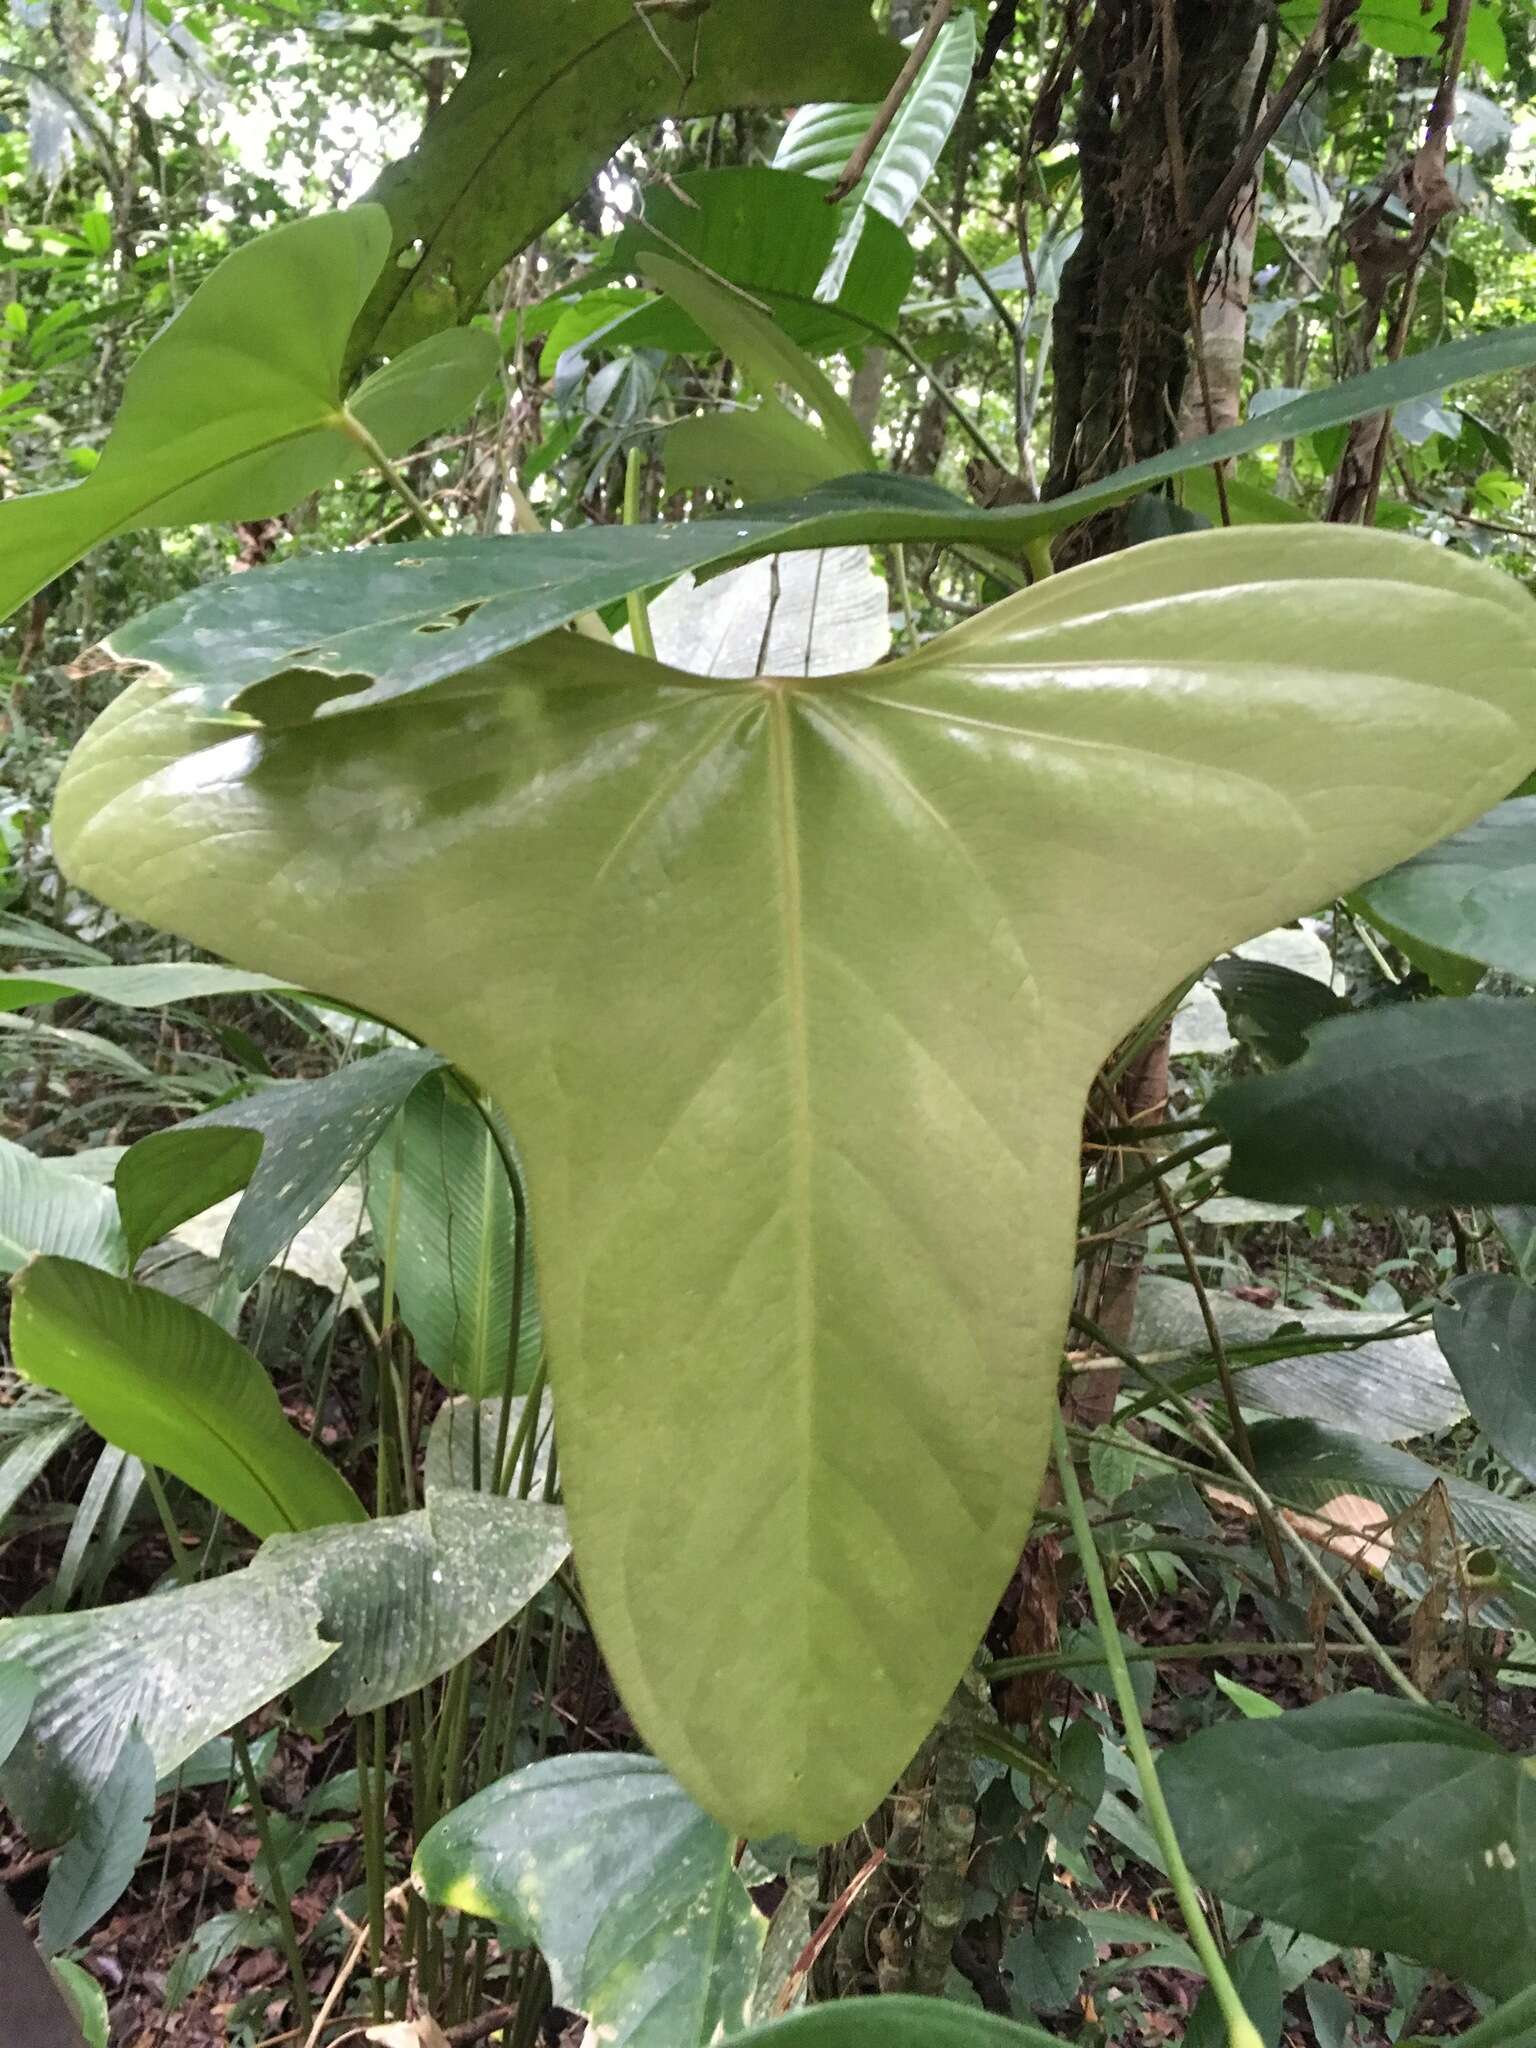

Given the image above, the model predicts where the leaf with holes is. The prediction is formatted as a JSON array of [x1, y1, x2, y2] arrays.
[[51, 528, 1536, 1840]]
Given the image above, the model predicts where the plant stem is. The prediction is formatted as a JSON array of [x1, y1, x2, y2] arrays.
[[339, 411, 440, 534], [236, 1731, 314, 2031], [1050, 1407, 1264, 2048], [986, 1637, 1414, 1680], [623, 446, 657, 659]]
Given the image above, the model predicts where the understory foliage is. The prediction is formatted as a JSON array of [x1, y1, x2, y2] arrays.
[[4, 3, 1536, 2045]]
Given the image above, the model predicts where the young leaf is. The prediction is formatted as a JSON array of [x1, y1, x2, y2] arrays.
[[415, 1754, 766, 2048], [0, 1576, 332, 1845], [52, 527, 1536, 1842], [1357, 796, 1536, 987], [1161, 1693, 1535, 1997], [119, 1048, 444, 1286], [364, 1070, 539, 1398], [0, 209, 496, 628], [260, 1492, 569, 1726], [1212, 1000, 1536, 1207], [349, 1, 900, 364], [0, 1139, 127, 1275], [38, 1730, 155, 1955], [1435, 1275, 1536, 1485], [103, 319, 1536, 727], [9, 1258, 366, 1538], [775, 11, 978, 302]]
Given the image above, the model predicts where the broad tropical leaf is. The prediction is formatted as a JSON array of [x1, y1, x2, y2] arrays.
[[0, 1572, 333, 1842], [263, 1491, 569, 1725], [1161, 1694, 1535, 1996], [51, 528, 1536, 1840], [122, 1048, 444, 1286], [0, 1138, 126, 1274], [365, 1070, 540, 1397], [1435, 1275, 1536, 1485], [9, 1258, 366, 1538], [1213, 1000, 1536, 1206], [1358, 797, 1536, 986], [104, 321, 1536, 726], [0, 209, 497, 627], [775, 12, 978, 302], [347, 1, 899, 364], [414, 1754, 766, 2048]]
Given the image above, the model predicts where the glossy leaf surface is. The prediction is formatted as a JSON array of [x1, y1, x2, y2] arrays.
[[1359, 797, 1536, 986], [414, 1754, 766, 2048], [1161, 1693, 1536, 1996], [348, 0, 899, 362], [1214, 1000, 1536, 1206], [775, 13, 977, 302], [106, 320, 1536, 727], [9, 1258, 366, 1538], [1435, 1275, 1536, 1485], [0, 209, 496, 627], [53, 528, 1536, 1840]]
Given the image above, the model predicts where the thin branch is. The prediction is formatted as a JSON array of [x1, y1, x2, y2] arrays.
[[827, 0, 956, 204]]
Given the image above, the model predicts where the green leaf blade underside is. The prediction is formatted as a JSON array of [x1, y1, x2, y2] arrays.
[[52, 528, 1536, 1841], [414, 1754, 766, 2048], [1160, 1693, 1536, 1997], [106, 319, 1536, 727], [9, 1258, 366, 1539], [347, 0, 901, 365]]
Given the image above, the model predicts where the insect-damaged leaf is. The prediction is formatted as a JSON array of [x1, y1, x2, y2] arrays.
[[51, 528, 1536, 1841]]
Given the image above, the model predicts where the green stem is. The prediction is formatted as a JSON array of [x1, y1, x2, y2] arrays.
[[358, 1713, 389, 2022], [1024, 536, 1054, 581], [986, 1637, 1413, 1681], [1051, 1408, 1263, 2048], [892, 545, 920, 652], [623, 446, 657, 660], [235, 1731, 313, 2031], [340, 410, 439, 534]]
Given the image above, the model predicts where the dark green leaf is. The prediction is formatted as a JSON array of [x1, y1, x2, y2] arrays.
[[1358, 798, 1536, 987], [1213, 1000, 1536, 1206], [1187, 1939, 1281, 2048], [9, 1258, 366, 1538], [38, 1730, 155, 1954], [415, 1754, 766, 2047], [1208, 954, 1347, 1066], [163, 1911, 277, 2013], [1436, 1275, 1536, 1484], [0, 1659, 38, 1768], [1161, 1693, 1535, 1996], [348, 0, 900, 364], [1003, 1913, 1095, 2013], [741, 2004, 1060, 2047], [114, 1126, 263, 1268]]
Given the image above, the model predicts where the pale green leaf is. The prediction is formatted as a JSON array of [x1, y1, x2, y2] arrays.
[[49, 1957, 108, 2048], [0, 963, 293, 1012], [52, 527, 1536, 1841], [9, 1258, 366, 1538], [0, 1137, 126, 1274]]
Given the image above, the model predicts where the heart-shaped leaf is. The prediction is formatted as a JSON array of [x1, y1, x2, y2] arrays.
[[414, 1754, 766, 2048], [0, 207, 497, 627], [51, 528, 1536, 1840], [9, 1258, 366, 1538]]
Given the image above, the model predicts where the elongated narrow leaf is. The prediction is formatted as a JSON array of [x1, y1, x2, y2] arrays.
[[775, 12, 977, 302], [365, 1071, 538, 1397], [123, 1048, 444, 1287], [108, 322, 1536, 726], [39, 1730, 154, 1955], [9, 1259, 365, 1538], [0, 913, 107, 964], [0, 1573, 333, 1843], [1161, 1694, 1535, 1997], [260, 1492, 569, 1726], [415, 1755, 766, 2048], [53, 529, 1536, 1841], [0, 1418, 80, 1527], [425, 1394, 554, 1499], [347, 0, 899, 364], [742, 2003, 1061, 2047], [1359, 797, 1536, 986], [0, 1139, 126, 1274], [1435, 1275, 1536, 1484], [0, 209, 496, 627], [1213, 1000, 1536, 1206], [0, 963, 292, 1012], [594, 169, 915, 358]]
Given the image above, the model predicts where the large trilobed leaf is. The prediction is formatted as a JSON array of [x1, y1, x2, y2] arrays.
[[0, 1573, 334, 1843], [260, 1491, 568, 1726], [346, 0, 899, 366], [51, 528, 1536, 1841], [0, 208, 497, 628], [414, 1754, 766, 2048]]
